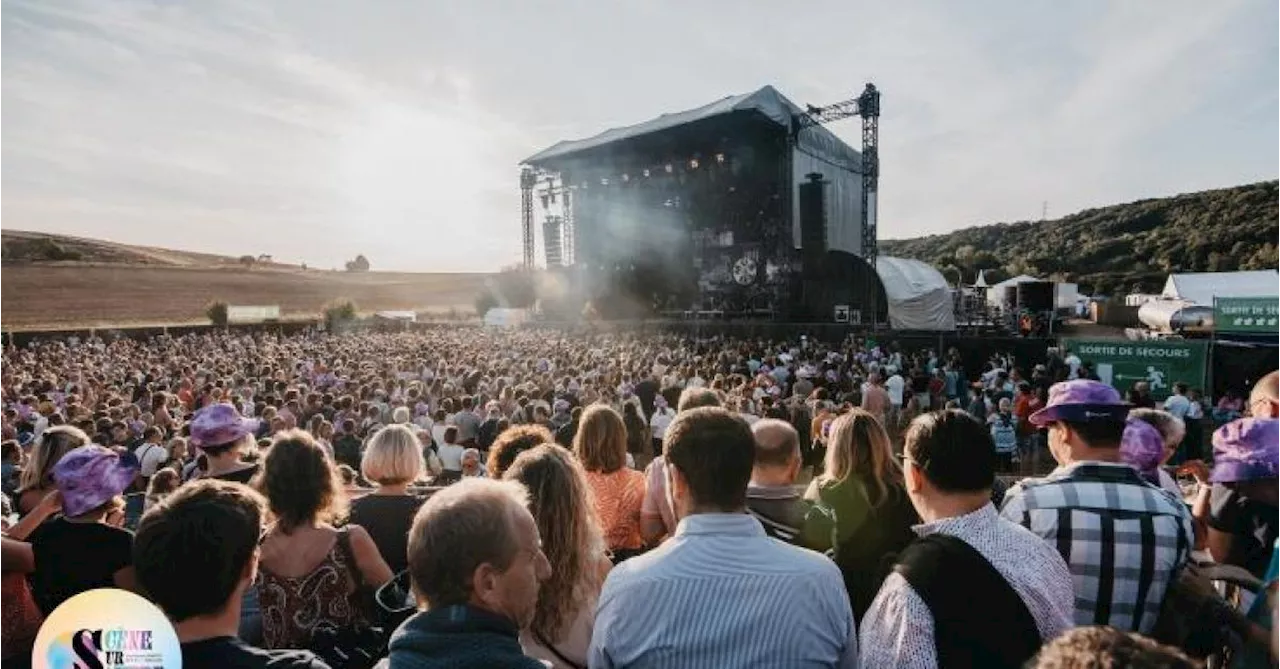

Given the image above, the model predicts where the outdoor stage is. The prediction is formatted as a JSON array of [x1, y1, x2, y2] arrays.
[[520, 84, 884, 324]]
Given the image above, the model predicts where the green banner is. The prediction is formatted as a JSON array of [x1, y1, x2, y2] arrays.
[[1062, 338, 1207, 401], [1214, 297, 1279, 334]]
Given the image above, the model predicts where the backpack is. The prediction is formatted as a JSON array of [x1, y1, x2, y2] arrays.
[[895, 534, 1041, 669], [1150, 557, 1264, 662]]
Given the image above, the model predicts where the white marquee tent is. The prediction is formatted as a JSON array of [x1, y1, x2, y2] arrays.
[[1160, 270, 1278, 307], [874, 257, 955, 331]]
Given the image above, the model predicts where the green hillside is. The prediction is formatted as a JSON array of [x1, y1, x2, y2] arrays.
[[880, 181, 1279, 296]]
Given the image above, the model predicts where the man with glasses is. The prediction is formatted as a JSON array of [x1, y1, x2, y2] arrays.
[[1000, 380, 1193, 635]]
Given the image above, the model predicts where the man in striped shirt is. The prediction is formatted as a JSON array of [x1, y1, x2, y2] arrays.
[[1000, 380, 1193, 635], [589, 407, 857, 668]]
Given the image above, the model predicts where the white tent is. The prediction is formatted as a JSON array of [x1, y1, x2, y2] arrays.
[[373, 310, 416, 322], [875, 257, 956, 331], [1160, 270, 1278, 307], [483, 308, 531, 328], [985, 274, 1039, 307]]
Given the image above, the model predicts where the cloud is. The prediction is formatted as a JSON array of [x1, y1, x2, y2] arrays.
[[2, 0, 1275, 270]]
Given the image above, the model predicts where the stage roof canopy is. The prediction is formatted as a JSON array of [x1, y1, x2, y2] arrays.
[[523, 85, 862, 171]]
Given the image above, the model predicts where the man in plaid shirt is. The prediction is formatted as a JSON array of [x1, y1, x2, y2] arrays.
[[1000, 380, 1193, 634]]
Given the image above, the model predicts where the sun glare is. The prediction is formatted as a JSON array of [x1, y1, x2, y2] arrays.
[[337, 102, 491, 242]]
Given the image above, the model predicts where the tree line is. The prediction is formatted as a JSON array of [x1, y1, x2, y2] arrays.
[[880, 181, 1279, 296]]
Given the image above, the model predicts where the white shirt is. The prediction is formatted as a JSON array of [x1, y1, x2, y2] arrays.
[[437, 443, 465, 471], [1163, 394, 1192, 420], [649, 408, 675, 440], [135, 441, 168, 478], [859, 503, 1074, 669], [886, 375, 906, 406]]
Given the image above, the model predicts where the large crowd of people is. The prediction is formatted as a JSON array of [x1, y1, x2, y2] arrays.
[[0, 327, 1275, 668]]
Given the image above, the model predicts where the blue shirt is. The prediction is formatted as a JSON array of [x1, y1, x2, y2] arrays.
[[588, 513, 858, 669]]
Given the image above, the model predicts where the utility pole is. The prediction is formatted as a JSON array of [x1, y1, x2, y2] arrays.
[[1041, 201, 1048, 221]]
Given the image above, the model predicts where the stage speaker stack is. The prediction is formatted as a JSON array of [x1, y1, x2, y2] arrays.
[[1017, 281, 1055, 312], [799, 173, 826, 273]]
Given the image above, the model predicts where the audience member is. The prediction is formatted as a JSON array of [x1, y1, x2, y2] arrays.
[[1190, 418, 1278, 579], [1122, 411, 1184, 495], [574, 405, 645, 560], [256, 430, 394, 649], [1002, 380, 1193, 634], [804, 409, 918, 618], [1029, 626, 1199, 669], [27, 445, 139, 614], [860, 410, 1074, 669], [461, 447, 486, 477], [382, 478, 551, 669], [487, 424, 555, 480], [639, 387, 721, 544], [504, 444, 611, 669], [589, 407, 857, 668], [435, 426, 465, 485], [134, 480, 331, 668], [144, 467, 182, 510], [350, 424, 427, 575], [745, 419, 807, 544], [190, 404, 262, 484], [15, 425, 89, 515]]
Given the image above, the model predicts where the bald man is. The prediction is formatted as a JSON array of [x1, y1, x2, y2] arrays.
[[1248, 370, 1278, 419], [747, 419, 806, 544]]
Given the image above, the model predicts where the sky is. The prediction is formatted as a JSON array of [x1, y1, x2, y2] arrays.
[[3, 0, 1277, 272]]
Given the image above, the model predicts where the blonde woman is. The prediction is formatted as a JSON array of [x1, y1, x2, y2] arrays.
[[801, 408, 919, 619], [15, 425, 90, 516], [573, 404, 646, 560], [505, 444, 612, 669], [349, 424, 426, 574]]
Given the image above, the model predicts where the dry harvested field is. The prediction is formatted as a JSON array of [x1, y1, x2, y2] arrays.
[[1, 264, 490, 331]]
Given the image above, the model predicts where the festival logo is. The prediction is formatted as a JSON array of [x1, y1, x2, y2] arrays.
[[34, 589, 181, 669]]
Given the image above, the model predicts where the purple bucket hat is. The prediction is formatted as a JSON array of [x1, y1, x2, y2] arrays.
[[189, 403, 259, 448], [1029, 380, 1129, 427], [53, 445, 140, 517], [1120, 419, 1166, 480], [1210, 418, 1278, 484]]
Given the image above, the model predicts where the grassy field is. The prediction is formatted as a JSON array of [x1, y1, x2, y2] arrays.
[[1, 263, 490, 331], [0, 230, 493, 330]]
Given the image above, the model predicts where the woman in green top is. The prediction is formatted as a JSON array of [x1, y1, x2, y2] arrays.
[[802, 408, 919, 618]]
